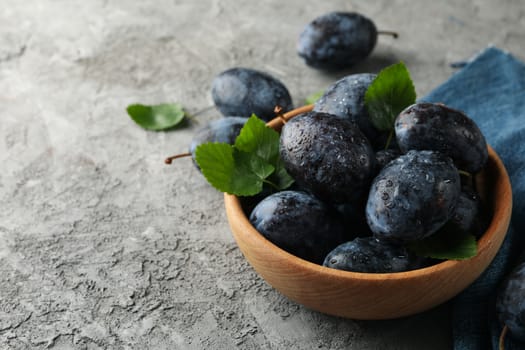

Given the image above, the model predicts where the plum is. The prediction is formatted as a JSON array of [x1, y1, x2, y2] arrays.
[[211, 67, 293, 121], [366, 150, 461, 242], [249, 190, 348, 264], [280, 111, 376, 204], [297, 12, 378, 70], [395, 103, 488, 173], [323, 237, 426, 273]]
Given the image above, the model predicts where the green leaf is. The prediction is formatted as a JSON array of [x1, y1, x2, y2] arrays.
[[364, 62, 416, 131], [408, 229, 478, 260], [233, 150, 275, 194], [234, 114, 294, 191], [195, 143, 275, 196], [127, 103, 185, 131], [194, 143, 235, 192], [195, 115, 295, 196], [305, 90, 324, 105], [269, 157, 295, 190], [234, 114, 280, 163], [234, 114, 294, 190]]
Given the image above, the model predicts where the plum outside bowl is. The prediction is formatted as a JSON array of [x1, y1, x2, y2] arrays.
[[224, 105, 512, 320]]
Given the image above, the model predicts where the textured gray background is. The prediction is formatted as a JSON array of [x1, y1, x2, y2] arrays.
[[1, 0, 524, 349]]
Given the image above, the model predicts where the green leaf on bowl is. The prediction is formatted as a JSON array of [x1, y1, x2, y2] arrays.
[[364, 62, 416, 131], [194, 142, 274, 196], [234, 114, 280, 163], [268, 156, 295, 191], [408, 229, 478, 260], [126, 103, 186, 131], [195, 114, 294, 196]]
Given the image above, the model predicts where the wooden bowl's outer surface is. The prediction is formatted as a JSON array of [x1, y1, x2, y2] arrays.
[[224, 105, 513, 320]]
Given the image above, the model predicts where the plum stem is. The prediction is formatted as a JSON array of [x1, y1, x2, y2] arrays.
[[163, 106, 214, 165], [187, 105, 215, 120], [165, 152, 192, 164], [377, 30, 399, 38], [499, 325, 508, 350], [274, 105, 287, 125]]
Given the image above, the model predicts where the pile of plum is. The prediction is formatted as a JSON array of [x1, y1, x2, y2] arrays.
[[251, 75, 489, 273], [196, 65, 490, 273]]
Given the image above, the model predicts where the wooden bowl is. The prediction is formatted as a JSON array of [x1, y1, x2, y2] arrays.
[[224, 105, 513, 320]]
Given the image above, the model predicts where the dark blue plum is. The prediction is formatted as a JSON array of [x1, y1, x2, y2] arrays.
[[366, 150, 461, 242], [297, 12, 377, 70], [241, 181, 312, 216], [395, 102, 488, 173], [239, 186, 275, 217], [323, 237, 427, 273], [211, 67, 293, 121], [313, 73, 388, 146], [496, 260, 525, 342], [189, 117, 248, 169], [445, 188, 488, 238], [280, 111, 376, 204], [374, 148, 401, 174], [249, 190, 348, 264]]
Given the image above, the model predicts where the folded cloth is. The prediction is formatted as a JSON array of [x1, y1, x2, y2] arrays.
[[423, 47, 525, 350]]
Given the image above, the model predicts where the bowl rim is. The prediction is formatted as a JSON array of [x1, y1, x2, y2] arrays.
[[224, 104, 513, 282]]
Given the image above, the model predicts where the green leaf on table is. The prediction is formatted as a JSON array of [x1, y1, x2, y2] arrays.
[[126, 103, 186, 131], [305, 90, 324, 105], [195, 114, 294, 196], [364, 62, 416, 131], [408, 229, 478, 260]]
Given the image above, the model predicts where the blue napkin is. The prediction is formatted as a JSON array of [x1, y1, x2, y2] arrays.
[[423, 47, 525, 350]]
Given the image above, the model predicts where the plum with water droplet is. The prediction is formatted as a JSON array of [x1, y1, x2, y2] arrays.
[[280, 111, 376, 204], [249, 190, 348, 264], [366, 150, 461, 242], [313, 73, 387, 145], [323, 237, 427, 273], [395, 102, 488, 173]]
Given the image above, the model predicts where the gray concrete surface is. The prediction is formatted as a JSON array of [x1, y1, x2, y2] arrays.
[[1, 0, 524, 349]]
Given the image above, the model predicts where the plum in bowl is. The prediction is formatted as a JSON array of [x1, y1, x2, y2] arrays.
[[224, 105, 512, 320]]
